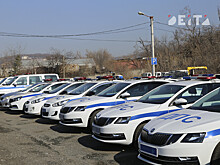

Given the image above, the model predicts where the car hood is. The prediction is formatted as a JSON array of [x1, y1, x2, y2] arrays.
[[45, 95, 84, 103], [63, 96, 117, 107], [11, 92, 42, 99], [97, 102, 162, 118], [144, 109, 220, 134]]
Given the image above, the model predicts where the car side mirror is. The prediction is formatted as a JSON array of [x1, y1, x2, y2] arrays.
[[120, 92, 130, 99], [13, 83, 17, 87], [85, 91, 95, 96], [173, 98, 188, 106]]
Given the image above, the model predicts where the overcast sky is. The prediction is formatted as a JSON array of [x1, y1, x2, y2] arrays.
[[0, 0, 219, 57]]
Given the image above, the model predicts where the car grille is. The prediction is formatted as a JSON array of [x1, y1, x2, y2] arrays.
[[44, 103, 50, 107], [42, 112, 49, 116], [60, 107, 75, 114], [140, 129, 172, 146], [94, 117, 116, 126]]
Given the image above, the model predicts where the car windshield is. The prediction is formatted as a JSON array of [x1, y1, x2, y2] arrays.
[[60, 83, 84, 94], [97, 83, 130, 97], [29, 84, 51, 92], [48, 83, 71, 94], [69, 83, 97, 95], [5, 77, 18, 85], [21, 83, 40, 92], [0, 78, 7, 84], [189, 88, 220, 112], [138, 85, 185, 104]]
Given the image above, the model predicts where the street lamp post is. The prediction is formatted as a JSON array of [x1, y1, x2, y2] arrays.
[[138, 11, 155, 76]]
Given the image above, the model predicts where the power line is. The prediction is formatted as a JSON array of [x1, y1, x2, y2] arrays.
[[0, 22, 149, 38]]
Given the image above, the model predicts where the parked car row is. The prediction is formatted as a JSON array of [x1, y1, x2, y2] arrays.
[[1, 74, 220, 164]]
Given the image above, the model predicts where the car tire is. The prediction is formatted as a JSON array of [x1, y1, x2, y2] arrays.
[[133, 122, 147, 149], [88, 110, 102, 132], [211, 143, 220, 165]]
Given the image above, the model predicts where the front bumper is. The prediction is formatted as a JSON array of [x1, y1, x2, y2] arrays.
[[92, 123, 136, 145], [25, 101, 45, 115], [0, 99, 10, 108], [59, 112, 88, 127], [138, 138, 216, 165], [41, 106, 61, 120]]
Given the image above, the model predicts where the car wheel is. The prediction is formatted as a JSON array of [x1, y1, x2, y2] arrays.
[[88, 110, 102, 131], [211, 143, 220, 165], [133, 122, 147, 149]]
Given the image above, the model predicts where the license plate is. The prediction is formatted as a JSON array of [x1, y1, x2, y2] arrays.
[[140, 144, 158, 157], [41, 108, 46, 112], [92, 126, 100, 134]]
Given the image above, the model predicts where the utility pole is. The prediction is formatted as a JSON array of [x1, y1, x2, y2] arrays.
[[138, 12, 156, 76]]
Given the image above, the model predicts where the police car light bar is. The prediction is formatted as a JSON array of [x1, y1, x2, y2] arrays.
[[74, 77, 86, 81], [183, 76, 216, 80]]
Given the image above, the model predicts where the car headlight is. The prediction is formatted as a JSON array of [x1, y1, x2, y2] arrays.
[[181, 133, 206, 143], [13, 97, 22, 102], [31, 98, 45, 104], [52, 100, 69, 107], [114, 117, 131, 124], [74, 106, 86, 112]]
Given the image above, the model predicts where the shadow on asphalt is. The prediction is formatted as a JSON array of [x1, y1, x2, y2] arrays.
[[50, 124, 88, 134], [78, 135, 146, 165], [4, 110, 23, 115], [35, 118, 59, 125], [20, 114, 40, 119]]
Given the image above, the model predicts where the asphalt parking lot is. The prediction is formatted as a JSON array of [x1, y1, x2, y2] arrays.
[[0, 109, 146, 165]]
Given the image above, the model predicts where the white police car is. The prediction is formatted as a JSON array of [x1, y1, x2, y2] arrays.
[[24, 82, 84, 115], [41, 81, 118, 120], [10, 82, 67, 111], [138, 87, 220, 165], [0, 74, 59, 96], [92, 79, 220, 146], [0, 83, 45, 108], [59, 80, 170, 129]]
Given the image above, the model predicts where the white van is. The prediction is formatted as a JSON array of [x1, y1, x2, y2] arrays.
[[0, 74, 59, 96]]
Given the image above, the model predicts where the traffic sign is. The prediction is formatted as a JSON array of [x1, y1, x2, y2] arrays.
[[151, 58, 157, 65]]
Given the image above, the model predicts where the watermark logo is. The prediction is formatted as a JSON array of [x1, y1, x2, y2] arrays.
[[168, 15, 210, 26]]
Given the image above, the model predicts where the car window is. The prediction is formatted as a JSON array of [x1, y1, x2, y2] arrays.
[[190, 88, 220, 112], [175, 84, 220, 104], [138, 85, 185, 104], [47, 83, 65, 91], [122, 82, 167, 97], [30, 84, 51, 92], [97, 83, 130, 97], [59, 83, 84, 94], [89, 83, 115, 95], [16, 77, 27, 85], [29, 76, 42, 84], [45, 75, 58, 81], [69, 83, 97, 95]]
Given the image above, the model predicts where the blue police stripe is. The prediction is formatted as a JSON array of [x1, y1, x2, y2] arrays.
[[67, 97, 83, 103], [43, 96, 56, 101], [205, 129, 220, 138], [0, 86, 27, 89], [22, 93, 42, 98], [86, 101, 128, 109], [130, 109, 182, 121]]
